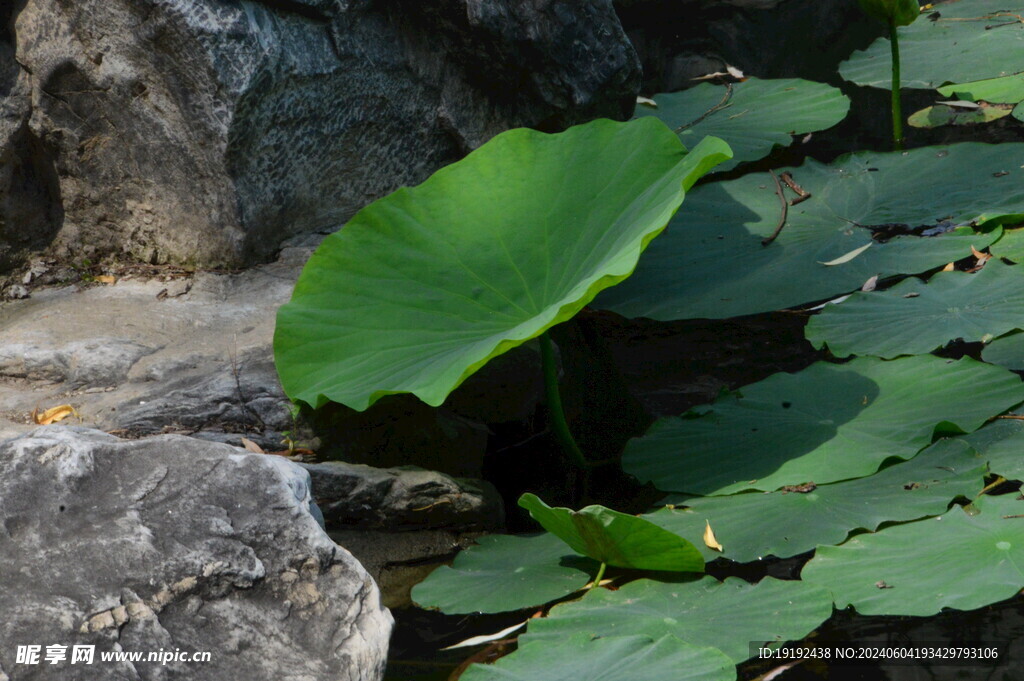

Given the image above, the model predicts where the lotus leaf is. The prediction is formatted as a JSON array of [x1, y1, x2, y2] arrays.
[[802, 494, 1024, 616], [646, 439, 985, 562], [596, 143, 1017, 321], [411, 533, 596, 614], [962, 417, 1024, 481], [635, 78, 849, 171], [274, 118, 730, 409], [521, 576, 833, 663], [461, 634, 735, 681], [841, 0, 1024, 90], [623, 356, 1024, 495], [806, 260, 1024, 358], [519, 494, 704, 573]]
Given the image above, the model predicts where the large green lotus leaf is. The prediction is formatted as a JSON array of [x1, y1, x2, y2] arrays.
[[806, 260, 1024, 358], [623, 356, 1024, 495], [962, 417, 1024, 480], [840, 0, 1024, 90], [520, 576, 833, 664], [938, 73, 1024, 104], [519, 494, 704, 572], [802, 494, 1024, 616], [274, 119, 731, 410], [595, 143, 1016, 321], [645, 439, 985, 562], [635, 78, 849, 172], [411, 533, 596, 614], [461, 634, 735, 681]]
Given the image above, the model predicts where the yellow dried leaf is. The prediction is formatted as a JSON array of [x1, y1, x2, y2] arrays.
[[703, 519, 724, 552], [94, 275, 117, 284], [239, 437, 265, 453], [818, 242, 872, 266], [32, 404, 80, 425], [942, 262, 955, 272]]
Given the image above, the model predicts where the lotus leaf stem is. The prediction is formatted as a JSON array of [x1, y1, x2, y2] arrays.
[[590, 562, 608, 591], [539, 331, 590, 471], [890, 17, 904, 149]]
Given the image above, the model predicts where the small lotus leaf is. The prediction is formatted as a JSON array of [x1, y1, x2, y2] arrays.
[[806, 260, 1024, 358], [623, 356, 1024, 495], [411, 533, 596, 614], [635, 78, 849, 171], [461, 634, 735, 681], [802, 494, 1024, 616], [646, 439, 985, 562], [521, 576, 833, 664], [275, 118, 730, 409], [518, 494, 704, 572], [908, 103, 1013, 128]]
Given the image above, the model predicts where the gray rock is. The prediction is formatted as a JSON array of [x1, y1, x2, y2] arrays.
[[304, 461, 504, 532], [1, 0, 639, 272], [0, 426, 392, 681]]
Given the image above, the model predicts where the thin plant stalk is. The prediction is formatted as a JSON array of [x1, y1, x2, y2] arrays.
[[589, 562, 608, 591], [539, 331, 589, 471], [890, 17, 903, 149]]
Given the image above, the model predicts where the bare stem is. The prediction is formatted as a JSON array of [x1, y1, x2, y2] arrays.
[[539, 331, 589, 471]]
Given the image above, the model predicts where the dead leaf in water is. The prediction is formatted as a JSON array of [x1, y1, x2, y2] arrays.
[[703, 519, 724, 552], [31, 404, 80, 425]]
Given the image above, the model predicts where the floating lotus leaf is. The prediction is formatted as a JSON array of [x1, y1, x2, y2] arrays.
[[411, 533, 596, 615], [275, 118, 730, 409], [962, 417, 1024, 481], [461, 634, 735, 681], [646, 439, 985, 562], [806, 260, 1024, 358], [989, 227, 1024, 263], [841, 0, 1024, 90], [595, 143, 1017, 321], [939, 73, 1024, 104], [908, 103, 1013, 128], [635, 78, 849, 172], [802, 494, 1024, 616], [623, 356, 1024, 495], [982, 332, 1024, 371], [521, 576, 833, 664], [519, 494, 704, 572]]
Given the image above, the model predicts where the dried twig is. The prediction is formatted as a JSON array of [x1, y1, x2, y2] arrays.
[[675, 83, 734, 133], [762, 170, 789, 246], [780, 171, 812, 206]]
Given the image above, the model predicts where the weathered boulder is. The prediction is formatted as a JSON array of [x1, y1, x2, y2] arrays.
[[306, 461, 504, 608], [0, 0, 640, 273], [304, 461, 503, 532], [0, 426, 392, 681]]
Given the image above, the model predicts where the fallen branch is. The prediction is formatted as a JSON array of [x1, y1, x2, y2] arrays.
[[762, 170, 788, 246]]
